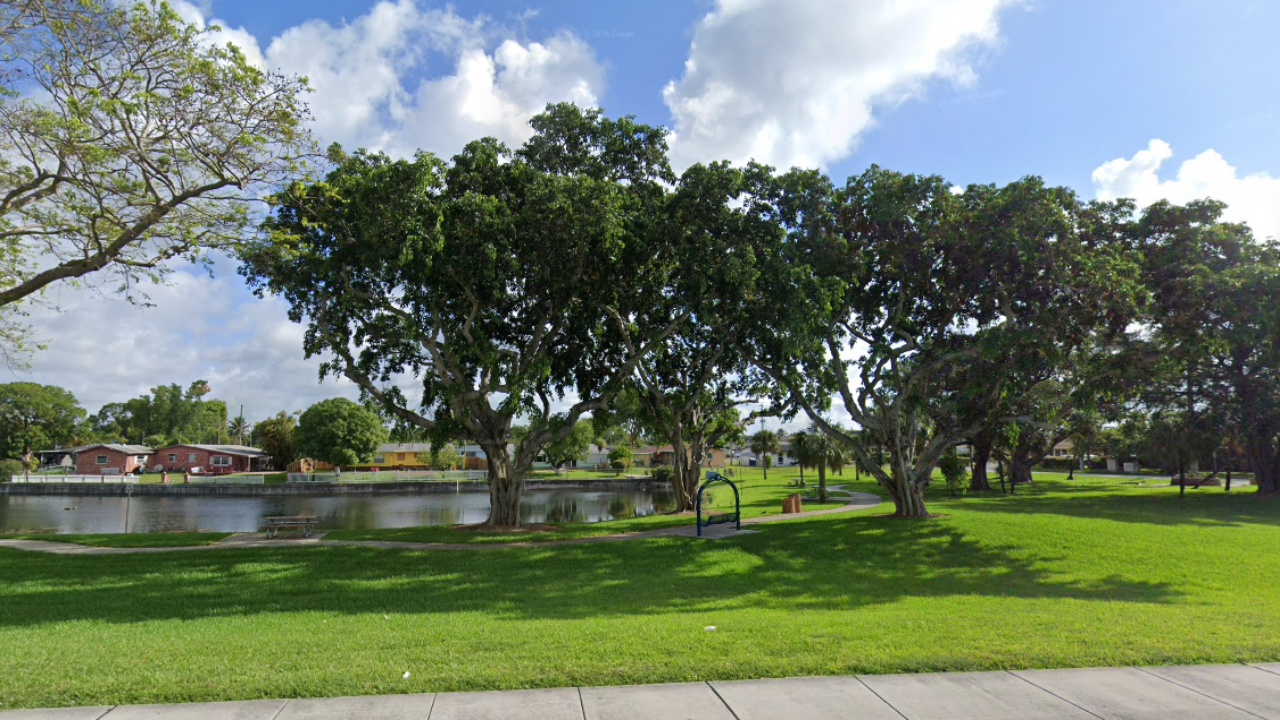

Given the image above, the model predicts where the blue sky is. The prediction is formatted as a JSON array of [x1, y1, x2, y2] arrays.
[[22, 0, 1280, 425]]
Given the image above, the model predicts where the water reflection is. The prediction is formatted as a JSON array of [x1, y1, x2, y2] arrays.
[[0, 488, 676, 535]]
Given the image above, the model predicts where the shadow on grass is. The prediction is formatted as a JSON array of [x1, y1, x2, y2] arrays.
[[0, 510, 1179, 629], [950, 483, 1280, 527]]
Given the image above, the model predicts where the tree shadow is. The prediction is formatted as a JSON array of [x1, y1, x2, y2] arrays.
[[951, 487, 1280, 527], [0, 511, 1180, 629]]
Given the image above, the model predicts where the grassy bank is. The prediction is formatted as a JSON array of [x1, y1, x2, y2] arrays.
[[1, 471, 1277, 709]]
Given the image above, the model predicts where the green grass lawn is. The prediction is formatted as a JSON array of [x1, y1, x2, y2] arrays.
[[1, 470, 1277, 710]]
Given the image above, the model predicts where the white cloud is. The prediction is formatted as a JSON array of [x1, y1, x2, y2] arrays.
[[12, 3, 609, 421], [1093, 139, 1280, 241], [12, 255, 362, 421], [177, 0, 606, 158], [662, 0, 1016, 170]]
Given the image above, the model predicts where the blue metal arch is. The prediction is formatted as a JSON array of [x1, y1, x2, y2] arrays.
[[695, 470, 741, 537]]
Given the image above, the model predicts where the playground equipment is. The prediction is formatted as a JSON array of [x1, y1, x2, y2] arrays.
[[696, 470, 741, 537]]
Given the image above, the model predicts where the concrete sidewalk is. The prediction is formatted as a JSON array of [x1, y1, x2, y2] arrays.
[[4, 664, 1279, 720]]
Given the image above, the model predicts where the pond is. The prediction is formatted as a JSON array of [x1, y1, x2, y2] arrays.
[[0, 487, 677, 534]]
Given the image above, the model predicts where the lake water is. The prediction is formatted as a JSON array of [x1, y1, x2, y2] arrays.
[[0, 488, 676, 534]]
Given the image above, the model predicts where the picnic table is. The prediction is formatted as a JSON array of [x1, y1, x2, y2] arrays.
[[264, 515, 318, 538]]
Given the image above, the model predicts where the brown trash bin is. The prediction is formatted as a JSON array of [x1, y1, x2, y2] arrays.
[[783, 493, 802, 514]]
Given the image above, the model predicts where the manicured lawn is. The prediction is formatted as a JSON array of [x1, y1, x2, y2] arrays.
[[1, 471, 1277, 710]]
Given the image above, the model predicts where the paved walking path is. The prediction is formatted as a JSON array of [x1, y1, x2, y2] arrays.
[[4, 664, 1278, 719], [0, 490, 882, 555]]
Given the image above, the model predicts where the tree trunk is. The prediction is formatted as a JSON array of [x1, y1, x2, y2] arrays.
[[883, 473, 929, 517], [817, 462, 827, 503], [880, 449, 930, 517], [483, 444, 524, 527], [1248, 434, 1278, 494], [969, 431, 993, 491]]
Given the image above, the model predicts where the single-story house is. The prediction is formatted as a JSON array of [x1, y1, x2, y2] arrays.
[[632, 445, 727, 469], [150, 444, 270, 474], [583, 443, 611, 467], [36, 445, 90, 469], [352, 443, 434, 469], [71, 444, 153, 475]]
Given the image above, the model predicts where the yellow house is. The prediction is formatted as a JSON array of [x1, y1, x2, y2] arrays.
[[351, 443, 432, 469]]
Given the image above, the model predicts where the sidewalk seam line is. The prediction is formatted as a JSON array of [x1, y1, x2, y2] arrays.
[[92, 706, 117, 720], [425, 691, 438, 720], [268, 698, 289, 720], [1006, 670, 1104, 720], [1131, 666, 1269, 720], [705, 681, 741, 720], [576, 686, 586, 720], [852, 676, 909, 720], [1249, 664, 1280, 678]]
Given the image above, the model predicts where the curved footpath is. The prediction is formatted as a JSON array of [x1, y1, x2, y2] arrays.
[[0, 488, 882, 555]]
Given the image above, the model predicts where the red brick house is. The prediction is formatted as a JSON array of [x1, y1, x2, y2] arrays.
[[149, 444, 271, 474], [72, 444, 153, 475]]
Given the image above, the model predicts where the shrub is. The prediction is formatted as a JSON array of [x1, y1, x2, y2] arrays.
[[1037, 457, 1077, 472], [651, 466, 675, 484], [938, 449, 968, 498], [0, 458, 25, 482], [607, 445, 633, 472]]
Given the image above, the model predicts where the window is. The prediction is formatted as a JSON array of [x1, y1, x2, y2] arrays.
[[187, 453, 196, 462], [211, 456, 231, 467], [168, 453, 176, 462], [95, 455, 108, 464], [373, 455, 385, 463]]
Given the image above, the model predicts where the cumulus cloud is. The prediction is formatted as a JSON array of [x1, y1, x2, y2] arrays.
[[14, 2, 609, 418], [13, 256, 362, 420], [176, 0, 605, 157], [662, 0, 1016, 170], [1093, 139, 1280, 241]]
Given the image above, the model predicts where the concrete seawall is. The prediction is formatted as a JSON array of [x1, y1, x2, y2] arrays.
[[0, 479, 670, 497]]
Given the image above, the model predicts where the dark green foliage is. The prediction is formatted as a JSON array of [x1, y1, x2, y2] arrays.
[[250, 412, 297, 470], [0, 457, 23, 481], [939, 448, 969, 497], [293, 398, 387, 467], [88, 381, 227, 446], [0, 382, 84, 460], [240, 104, 683, 525]]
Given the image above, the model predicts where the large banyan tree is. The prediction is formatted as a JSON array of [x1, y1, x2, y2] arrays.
[[240, 105, 688, 526], [747, 167, 1145, 517]]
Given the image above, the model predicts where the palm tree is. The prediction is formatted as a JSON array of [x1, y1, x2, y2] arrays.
[[789, 430, 816, 487], [228, 415, 249, 445], [748, 429, 780, 480], [809, 431, 847, 503]]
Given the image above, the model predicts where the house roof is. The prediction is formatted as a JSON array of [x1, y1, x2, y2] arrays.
[[81, 444, 154, 455], [376, 443, 433, 453], [37, 445, 93, 456], [154, 444, 269, 457]]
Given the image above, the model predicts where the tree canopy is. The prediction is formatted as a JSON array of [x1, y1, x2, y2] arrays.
[[748, 167, 1145, 516], [292, 398, 387, 467], [0, 381, 83, 463], [241, 104, 686, 525], [0, 0, 312, 362]]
